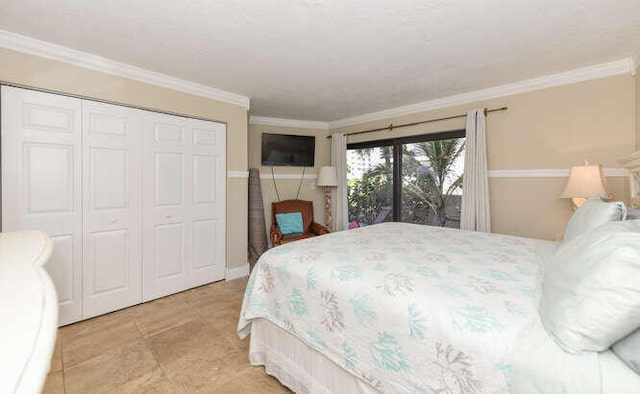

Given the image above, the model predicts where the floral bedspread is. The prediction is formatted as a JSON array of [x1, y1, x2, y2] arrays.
[[237, 222, 554, 393]]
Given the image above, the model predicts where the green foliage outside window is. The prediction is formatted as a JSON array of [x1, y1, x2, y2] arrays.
[[348, 138, 464, 227]]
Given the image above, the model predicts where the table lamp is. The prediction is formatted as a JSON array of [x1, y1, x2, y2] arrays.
[[317, 166, 338, 228], [561, 161, 611, 207]]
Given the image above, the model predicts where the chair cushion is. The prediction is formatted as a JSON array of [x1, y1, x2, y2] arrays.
[[275, 212, 304, 235]]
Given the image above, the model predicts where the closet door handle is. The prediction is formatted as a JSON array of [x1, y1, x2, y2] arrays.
[[165, 214, 173, 219], [110, 218, 119, 223]]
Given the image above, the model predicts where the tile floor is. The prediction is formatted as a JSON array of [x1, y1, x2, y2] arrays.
[[42, 278, 291, 393]]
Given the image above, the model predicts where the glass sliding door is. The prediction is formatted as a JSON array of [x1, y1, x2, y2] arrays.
[[401, 138, 465, 227], [346, 145, 393, 227], [347, 131, 465, 229]]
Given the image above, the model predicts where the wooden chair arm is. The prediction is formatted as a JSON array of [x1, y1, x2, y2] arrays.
[[310, 222, 330, 235], [270, 225, 283, 246]]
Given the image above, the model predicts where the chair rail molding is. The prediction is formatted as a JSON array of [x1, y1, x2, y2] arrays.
[[228, 171, 250, 179], [488, 168, 628, 178]]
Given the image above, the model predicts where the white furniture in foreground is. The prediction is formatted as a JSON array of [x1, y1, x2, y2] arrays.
[[0, 231, 57, 394]]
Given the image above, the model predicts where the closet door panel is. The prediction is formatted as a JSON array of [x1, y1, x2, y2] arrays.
[[188, 119, 226, 288], [154, 223, 185, 278], [155, 152, 184, 206], [1, 86, 83, 326], [87, 229, 129, 292], [82, 101, 142, 319], [143, 114, 191, 300], [143, 115, 225, 299]]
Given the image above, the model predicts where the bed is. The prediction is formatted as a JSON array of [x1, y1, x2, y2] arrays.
[[237, 222, 640, 393]]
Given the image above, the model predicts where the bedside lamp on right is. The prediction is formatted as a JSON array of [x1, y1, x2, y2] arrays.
[[561, 161, 612, 207]]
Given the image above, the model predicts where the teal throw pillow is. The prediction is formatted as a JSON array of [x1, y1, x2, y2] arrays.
[[276, 212, 303, 235]]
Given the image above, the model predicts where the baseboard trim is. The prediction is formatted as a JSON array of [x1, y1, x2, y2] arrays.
[[226, 263, 250, 280]]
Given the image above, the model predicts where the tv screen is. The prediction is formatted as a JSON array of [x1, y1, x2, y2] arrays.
[[261, 133, 315, 167]]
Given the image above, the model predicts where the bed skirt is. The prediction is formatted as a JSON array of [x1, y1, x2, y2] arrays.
[[249, 319, 376, 394], [248, 318, 640, 394]]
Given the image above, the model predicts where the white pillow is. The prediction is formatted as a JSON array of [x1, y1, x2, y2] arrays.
[[612, 328, 640, 374], [540, 220, 640, 353], [563, 198, 626, 242]]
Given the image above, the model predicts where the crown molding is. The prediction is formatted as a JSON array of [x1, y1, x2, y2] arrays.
[[249, 116, 330, 130], [330, 58, 635, 129], [488, 168, 628, 178], [0, 29, 250, 109]]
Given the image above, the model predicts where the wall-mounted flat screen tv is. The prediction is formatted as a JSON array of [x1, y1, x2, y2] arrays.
[[261, 133, 315, 166]]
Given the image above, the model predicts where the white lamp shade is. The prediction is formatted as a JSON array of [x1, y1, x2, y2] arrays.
[[561, 164, 609, 198], [317, 166, 338, 187]]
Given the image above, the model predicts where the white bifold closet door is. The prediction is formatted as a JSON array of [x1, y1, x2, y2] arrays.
[[81, 101, 142, 319], [2, 86, 227, 325], [1, 86, 83, 325], [142, 113, 226, 301]]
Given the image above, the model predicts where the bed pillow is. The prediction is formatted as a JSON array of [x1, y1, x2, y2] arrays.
[[563, 198, 626, 242], [612, 328, 640, 374], [275, 212, 303, 235], [540, 220, 640, 353], [626, 207, 640, 220]]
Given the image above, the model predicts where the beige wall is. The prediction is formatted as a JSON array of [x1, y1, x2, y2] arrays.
[[335, 74, 636, 240], [0, 48, 249, 269], [248, 124, 331, 234]]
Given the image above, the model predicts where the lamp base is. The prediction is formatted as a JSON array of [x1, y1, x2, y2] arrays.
[[324, 186, 333, 229]]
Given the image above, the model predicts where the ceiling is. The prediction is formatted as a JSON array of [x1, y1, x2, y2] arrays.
[[1, 0, 639, 121]]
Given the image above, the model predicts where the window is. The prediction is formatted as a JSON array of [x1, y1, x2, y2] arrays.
[[347, 130, 465, 228]]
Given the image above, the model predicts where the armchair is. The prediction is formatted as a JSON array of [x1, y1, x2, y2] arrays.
[[270, 199, 330, 246]]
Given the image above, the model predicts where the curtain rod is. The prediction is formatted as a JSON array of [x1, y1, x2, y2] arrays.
[[326, 106, 508, 139]]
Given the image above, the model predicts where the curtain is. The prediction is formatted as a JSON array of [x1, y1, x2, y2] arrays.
[[461, 109, 491, 232], [331, 133, 348, 231]]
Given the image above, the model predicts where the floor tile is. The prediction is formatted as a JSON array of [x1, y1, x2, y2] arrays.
[[199, 306, 242, 335], [162, 351, 250, 393], [60, 309, 141, 368], [50, 336, 63, 372], [47, 277, 289, 393], [118, 368, 180, 393], [145, 319, 235, 367], [41, 371, 64, 394], [225, 332, 250, 353], [59, 307, 134, 344], [64, 339, 160, 394], [214, 366, 292, 393], [131, 295, 201, 337]]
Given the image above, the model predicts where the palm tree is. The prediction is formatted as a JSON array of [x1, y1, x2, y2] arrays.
[[403, 138, 464, 226]]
